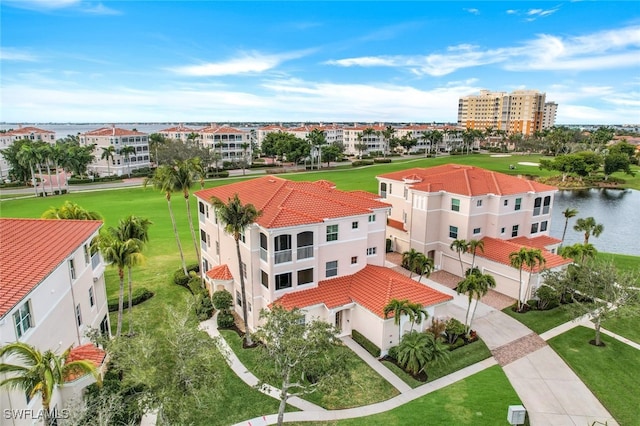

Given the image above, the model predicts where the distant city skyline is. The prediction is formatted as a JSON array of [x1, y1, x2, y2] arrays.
[[1, 1, 639, 124]]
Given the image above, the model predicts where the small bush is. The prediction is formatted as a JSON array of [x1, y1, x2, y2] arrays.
[[428, 318, 447, 340], [207, 171, 230, 178], [448, 337, 466, 351], [535, 285, 562, 310], [373, 158, 392, 164], [526, 299, 538, 310], [108, 288, 154, 312], [351, 160, 374, 167], [352, 329, 381, 357], [387, 345, 398, 360], [217, 311, 235, 328], [444, 318, 465, 344], [212, 290, 233, 310], [173, 264, 200, 292]]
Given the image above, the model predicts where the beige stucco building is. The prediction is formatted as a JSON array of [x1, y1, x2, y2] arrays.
[[80, 125, 151, 176]]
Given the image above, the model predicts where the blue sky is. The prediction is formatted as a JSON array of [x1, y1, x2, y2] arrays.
[[1, 1, 639, 124]]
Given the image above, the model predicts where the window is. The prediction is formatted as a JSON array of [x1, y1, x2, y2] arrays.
[[473, 227, 481, 234], [13, 302, 33, 338], [533, 197, 542, 216], [501, 227, 505, 234], [451, 199, 460, 212], [449, 226, 458, 239], [476, 199, 483, 207], [515, 198, 522, 211], [199, 202, 205, 214], [326, 225, 338, 242], [368, 214, 376, 222], [297, 268, 313, 286], [241, 262, 247, 278], [260, 232, 268, 261], [274, 234, 292, 263], [296, 231, 314, 259], [75, 304, 82, 327], [326, 261, 338, 277], [261, 270, 269, 288], [404, 188, 408, 199], [531, 223, 539, 234], [504, 199, 509, 206], [540, 221, 548, 232], [389, 184, 392, 194], [239, 230, 246, 243], [543, 196, 551, 214], [89, 287, 95, 307], [69, 259, 76, 280], [84, 244, 90, 264], [352, 221, 359, 229], [275, 273, 292, 290], [236, 290, 242, 307], [512, 225, 519, 237], [200, 229, 207, 243], [351, 256, 358, 264], [366, 247, 377, 256]]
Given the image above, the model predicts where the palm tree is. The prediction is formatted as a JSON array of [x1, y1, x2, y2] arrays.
[[560, 242, 598, 264], [523, 249, 546, 305], [41, 200, 102, 220], [17, 142, 40, 197], [145, 165, 188, 275], [113, 215, 152, 335], [573, 216, 604, 245], [240, 142, 250, 175], [396, 331, 449, 376], [466, 269, 496, 332], [414, 255, 434, 283], [381, 125, 395, 158], [509, 248, 546, 311], [354, 134, 367, 159], [99, 229, 144, 336], [212, 193, 262, 345], [560, 208, 578, 246], [449, 239, 469, 276], [468, 239, 484, 270], [406, 302, 429, 331], [120, 145, 136, 177], [401, 249, 422, 278], [383, 298, 412, 343], [101, 145, 116, 176], [175, 159, 202, 261], [0, 342, 101, 425]]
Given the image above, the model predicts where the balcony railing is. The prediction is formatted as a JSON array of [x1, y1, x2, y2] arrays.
[[274, 249, 292, 264], [260, 248, 268, 262], [91, 252, 101, 270], [297, 246, 313, 260]]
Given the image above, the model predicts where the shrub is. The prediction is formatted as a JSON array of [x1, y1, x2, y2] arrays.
[[351, 160, 374, 167], [207, 171, 230, 178], [352, 329, 381, 357], [387, 345, 398, 360], [108, 288, 154, 312], [217, 311, 235, 328], [444, 318, 465, 344], [172, 264, 200, 292], [526, 299, 538, 310], [427, 318, 447, 341], [212, 290, 233, 310], [373, 158, 392, 164], [448, 337, 466, 351], [534, 285, 561, 310], [195, 289, 214, 321]]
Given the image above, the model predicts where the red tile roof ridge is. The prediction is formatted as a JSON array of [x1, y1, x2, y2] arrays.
[[206, 264, 234, 280], [64, 343, 106, 382]]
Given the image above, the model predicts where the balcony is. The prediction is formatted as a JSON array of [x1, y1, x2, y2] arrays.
[[91, 252, 105, 280], [274, 249, 292, 264], [297, 246, 313, 260], [260, 248, 268, 262]]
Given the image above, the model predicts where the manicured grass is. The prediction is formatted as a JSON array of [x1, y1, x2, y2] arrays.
[[601, 316, 640, 345], [381, 338, 492, 389], [501, 303, 594, 334], [548, 326, 640, 426], [219, 330, 399, 409], [333, 365, 523, 425], [596, 252, 640, 274]]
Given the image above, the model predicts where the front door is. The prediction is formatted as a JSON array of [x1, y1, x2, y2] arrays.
[[334, 310, 342, 331]]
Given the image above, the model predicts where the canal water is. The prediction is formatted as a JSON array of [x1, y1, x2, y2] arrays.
[[550, 188, 640, 256]]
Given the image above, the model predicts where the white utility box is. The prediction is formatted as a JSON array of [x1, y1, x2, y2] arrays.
[[507, 404, 526, 425]]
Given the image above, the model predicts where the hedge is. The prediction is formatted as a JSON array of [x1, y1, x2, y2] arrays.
[[373, 158, 392, 164], [351, 160, 374, 167], [352, 329, 381, 357], [108, 287, 154, 312], [206, 171, 230, 178]]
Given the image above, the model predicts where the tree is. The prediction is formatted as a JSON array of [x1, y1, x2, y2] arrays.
[[468, 239, 484, 270], [383, 298, 412, 343], [560, 242, 598, 264], [113, 215, 152, 335], [144, 165, 188, 275], [414, 255, 434, 283], [175, 159, 203, 261], [398, 133, 418, 154], [148, 133, 168, 165], [561, 208, 578, 245], [449, 239, 469, 276], [101, 145, 116, 176], [240, 142, 250, 175], [41, 200, 102, 220], [354, 134, 368, 159], [509, 247, 546, 311], [0, 342, 101, 426], [320, 143, 343, 166], [458, 268, 496, 333], [603, 152, 633, 180], [120, 145, 136, 177], [212, 193, 262, 345], [406, 302, 429, 331], [401, 248, 422, 278], [573, 216, 604, 245], [396, 331, 449, 376], [255, 305, 347, 426], [306, 128, 327, 169], [381, 125, 395, 157], [17, 141, 40, 196], [550, 261, 640, 346], [99, 230, 144, 337], [1, 138, 31, 184]]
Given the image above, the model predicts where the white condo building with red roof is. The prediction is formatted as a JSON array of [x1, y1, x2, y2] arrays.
[[0, 126, 57, 182], [377, 164, 572, 300], [79, 125, 150, 176], [0, 219, 110, 424], [195, 176, 452, 352]]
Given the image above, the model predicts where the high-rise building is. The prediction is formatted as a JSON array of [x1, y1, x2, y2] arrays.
[[543, 101, 558, 129], [458, 89, 554, 136]]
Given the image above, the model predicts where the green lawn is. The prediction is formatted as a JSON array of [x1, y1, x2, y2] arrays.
[[381, 338, 492, 388], [596, 252, 640, 274], [329, 365, 522, 425], [502, 303, 593, 334], [219, 330, 399, 409], [548, 326, 640, 426], [601, 316, 640, 345]]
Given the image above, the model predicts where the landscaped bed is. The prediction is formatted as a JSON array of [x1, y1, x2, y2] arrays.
[[501, 302, 592, 334], [548, 326, 640, 426]]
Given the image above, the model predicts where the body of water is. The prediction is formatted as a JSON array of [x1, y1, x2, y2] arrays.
[[550, 188, 640, 256], [1, 123, 173, 139]]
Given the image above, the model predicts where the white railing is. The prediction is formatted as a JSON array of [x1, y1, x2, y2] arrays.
[[297, 246, 313, 260], [274, 249, 292, 264]]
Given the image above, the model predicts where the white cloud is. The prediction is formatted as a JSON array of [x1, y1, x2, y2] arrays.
[[0, 48, 38, 62], [464, 8, 480, 15], [324, 57, 399, 67], [3, 0, 120, 14]]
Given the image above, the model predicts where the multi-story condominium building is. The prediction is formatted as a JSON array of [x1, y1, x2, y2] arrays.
[[157, 124, 201, 143], [194, 176, 451, 352], [256, 124, 288, 149], [0, 219, 110, 424], [395, 124, 465, 154], [343, 123, 388, 156], [543, 102, 558, 129], [80, 125, 150, 176], [377, 164, 571, 300], [199, 124, 251, 165], [0, 126, 56, 182], [458, 89, 551, 136]]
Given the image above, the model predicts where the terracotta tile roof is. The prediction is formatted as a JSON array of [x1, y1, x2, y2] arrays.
[[344, 124, 388, 131], [82, 126, 147, 136], [158, 125, 199, 133], [387, 218, 405, 231], [65, 343, 106, 382], [195, 176, 390, 229], [274, 265, 452, 318], [479, 237, 572, 272], [0, 219, 102, 317], [200, 125, 247, 134], [4, 126, 55, 136], [378, 164, 557, 196], [206, 264, 234, 280], [511, 235, 562, 250]]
